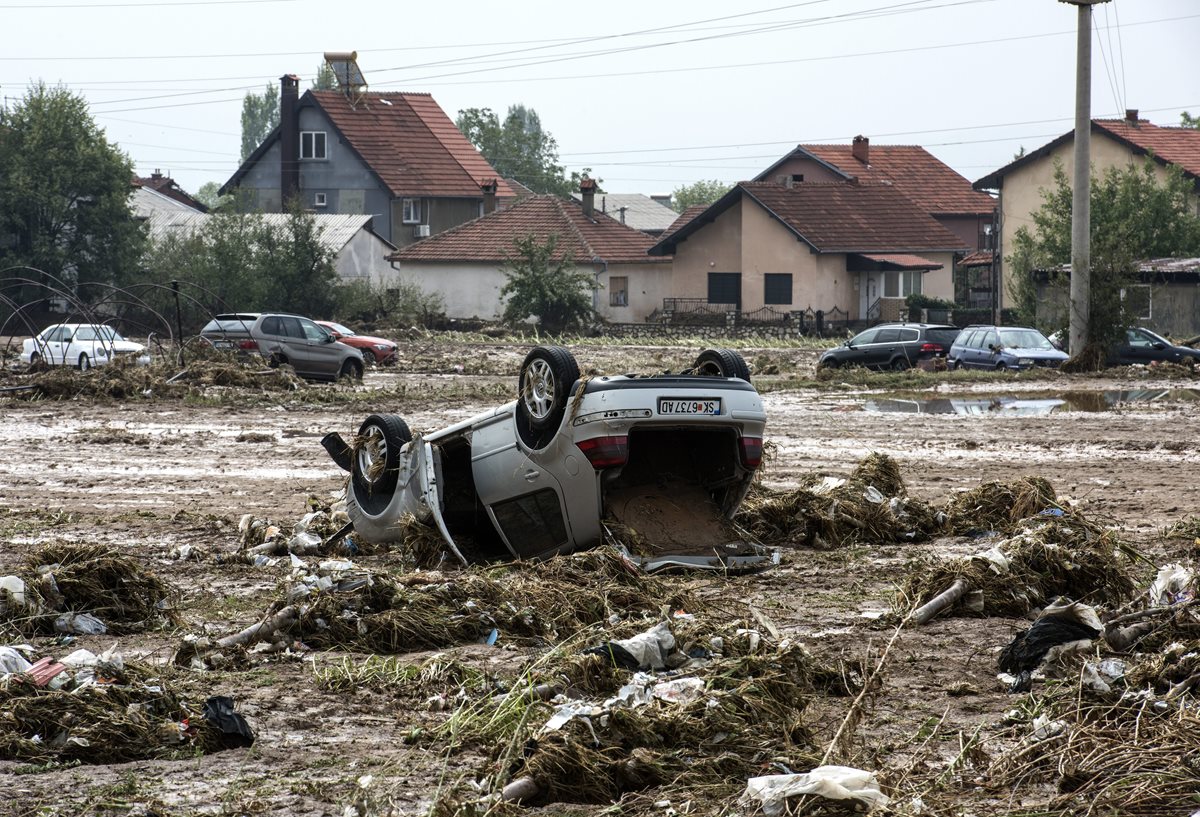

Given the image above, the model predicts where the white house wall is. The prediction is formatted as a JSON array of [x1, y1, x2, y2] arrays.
[[335, 230, 396, 283]]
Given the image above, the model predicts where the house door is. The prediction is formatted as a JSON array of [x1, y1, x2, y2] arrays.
[[707, 273, 741, 309]]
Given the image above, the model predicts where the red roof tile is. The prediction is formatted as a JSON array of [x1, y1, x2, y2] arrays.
[[760, 144, 995, 216], [975, 118, 1200, 189], [134, 172, 207, 212], [656, 205, 708, 244], [960, 249, 994, 267], [308, 90, 514, 199], [1093, 119, 1200, 176], [388, 196, 669, 264], [740, 182, 969, 253], [856, 253, 943, 270]]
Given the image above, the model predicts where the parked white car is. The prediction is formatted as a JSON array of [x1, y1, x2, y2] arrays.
[[322, 346, 773, 572], [20, 324, 150, 370]]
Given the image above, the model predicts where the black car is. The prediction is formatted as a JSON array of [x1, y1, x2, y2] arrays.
[[1108, 327, 1200, 366], [817, 323, 960, 371]]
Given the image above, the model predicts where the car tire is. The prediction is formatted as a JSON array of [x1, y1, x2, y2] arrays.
[[995, 362, 1009, 371], [361, 348, 379, 366], [890, 357, 911, 372], [351, 414, 412, 505], [340, 358, 364, 381], [517, 346, 579, 433], [693, 348, 751, 382], [268, 352, 288, 369], [29, 352, 41, 369], [78, 353, 91, 372]]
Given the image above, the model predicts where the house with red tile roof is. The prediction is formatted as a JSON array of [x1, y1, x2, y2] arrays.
[[134, 170, 208, 213], [387, 185, 671, 322], [220, 75, 513, 248], [648, 181, 969, 323], [755, 136, 996, 252], [973, 110, 1200, 318]]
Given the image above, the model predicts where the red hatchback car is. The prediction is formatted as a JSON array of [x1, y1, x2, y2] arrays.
[[315, 321, 398, 365]]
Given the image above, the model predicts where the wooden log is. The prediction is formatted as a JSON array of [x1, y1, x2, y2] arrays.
[[501, 776, 541, 803], [911, 577, 970, 625], [215, 606, 297, 649]]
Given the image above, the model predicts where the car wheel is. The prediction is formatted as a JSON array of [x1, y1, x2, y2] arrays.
[[78, 353, 91, 372], [340, 358, 364, 381], [890, 357, 911, 372], [693, 348, 751, 381], [352, 414, 412, 502], [361, 348, 379, 366], [995, 362, 1009, 371], [517, 346, 579, 433], [268, 353, 288, 369], [29, 352, 41, 369]]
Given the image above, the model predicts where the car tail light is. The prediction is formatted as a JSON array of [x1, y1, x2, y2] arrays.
[[576, 435, 628, 469], [919, 343, 943, 353], [237, 339, 259, 351], [739, 436, 763, 469]]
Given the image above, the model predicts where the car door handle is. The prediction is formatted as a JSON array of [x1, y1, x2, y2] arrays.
[[523, 469, 540, 482]]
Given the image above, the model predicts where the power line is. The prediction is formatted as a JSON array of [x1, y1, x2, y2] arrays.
[[0, 0, 296, 7]]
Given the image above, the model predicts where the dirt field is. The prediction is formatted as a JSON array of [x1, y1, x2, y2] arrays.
[[1, 340, 1197, 817]]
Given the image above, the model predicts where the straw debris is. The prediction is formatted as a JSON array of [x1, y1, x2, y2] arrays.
[[1, 542, 180, 635]]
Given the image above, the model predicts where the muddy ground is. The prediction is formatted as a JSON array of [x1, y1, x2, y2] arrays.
[[1, 340, 1197, 817]]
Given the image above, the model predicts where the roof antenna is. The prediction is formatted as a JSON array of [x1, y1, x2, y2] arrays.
[[323, 51, 367, 107]]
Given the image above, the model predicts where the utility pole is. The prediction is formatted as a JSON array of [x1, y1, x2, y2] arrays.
[[1061, 0, 1109, 356]]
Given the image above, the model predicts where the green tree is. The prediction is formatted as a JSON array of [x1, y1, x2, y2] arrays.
[[1182, 111, 1199, 129], [456, 105, 582, 196], [670, 180, 732, 213], [240, 83, 278, 162], [1009, 157, 1200, 353], [0, 82, 145, 292], [256, 200, 338, 317], [140, 205, 340, 324], [312, 63, 337, 91], [194, 181, 232, 212], [500, 234, 595, 333]]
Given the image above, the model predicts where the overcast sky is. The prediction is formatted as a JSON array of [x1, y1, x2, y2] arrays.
[[3, 0, 1197, 198]]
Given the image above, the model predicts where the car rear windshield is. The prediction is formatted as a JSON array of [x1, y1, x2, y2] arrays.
[[999, 329, 1053, 350], [926, 328, 960, 346]]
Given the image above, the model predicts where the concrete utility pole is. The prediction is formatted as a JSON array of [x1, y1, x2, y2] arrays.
[[1062, 0, 1110, 356]]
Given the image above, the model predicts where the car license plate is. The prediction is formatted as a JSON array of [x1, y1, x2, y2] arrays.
[[658, 398, 720, 415]]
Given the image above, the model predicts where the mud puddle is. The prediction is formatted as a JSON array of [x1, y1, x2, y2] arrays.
[[864, 388, 1200, 415]]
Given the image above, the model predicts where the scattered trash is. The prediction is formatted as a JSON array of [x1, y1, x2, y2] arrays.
[[584, 621, 678, 670], [201, 695, 255, 749], [53, 612, 108, 636], [742, 766, 890, 814], [997, 600, 1102, 692]]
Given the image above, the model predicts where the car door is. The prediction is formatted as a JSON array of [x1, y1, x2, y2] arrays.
[[40, 325, 68, 364], [842, 328, 879, 367], [469, 412, 572, 560], [979, 329, 1001, 368], [868, 327, 901, 368], [297, 317, 343, 378]]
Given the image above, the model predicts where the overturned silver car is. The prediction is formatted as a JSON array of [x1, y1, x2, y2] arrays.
[[322, 346, 771, 572]]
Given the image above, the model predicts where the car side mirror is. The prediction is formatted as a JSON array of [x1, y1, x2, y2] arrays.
[[323, 333, 336, 343], [1152, 341, 1165, 349]]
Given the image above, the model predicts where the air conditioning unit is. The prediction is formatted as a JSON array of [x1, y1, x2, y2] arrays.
[[413, 224, 431, 238]]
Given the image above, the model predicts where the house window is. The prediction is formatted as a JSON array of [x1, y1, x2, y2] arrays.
[[707, 272, 741, 309], [300, 131, 327, 160], [313, 193, 327, 208], [764, 273, 792, 305], [791, 174, 804, 183], [402, 198, 422, 224], [884, 270, 922, 297], [610, 276, 628, 307], [1122, 285, 1151, 320]]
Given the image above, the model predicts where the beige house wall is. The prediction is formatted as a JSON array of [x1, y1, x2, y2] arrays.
[[668, 193, 959, 320], [390, 259, 672, 323], [995, 134, 1200, 310]]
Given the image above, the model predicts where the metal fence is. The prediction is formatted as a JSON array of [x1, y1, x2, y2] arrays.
[[652, 299, 857, 336]]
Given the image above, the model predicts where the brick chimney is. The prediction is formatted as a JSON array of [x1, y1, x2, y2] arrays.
[[852, 135, 870, 165], [481, 178, 497, 214], [580, 177, 597, 218], [1125, 108, 1139, 125], [280, 74, 300, 204]]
